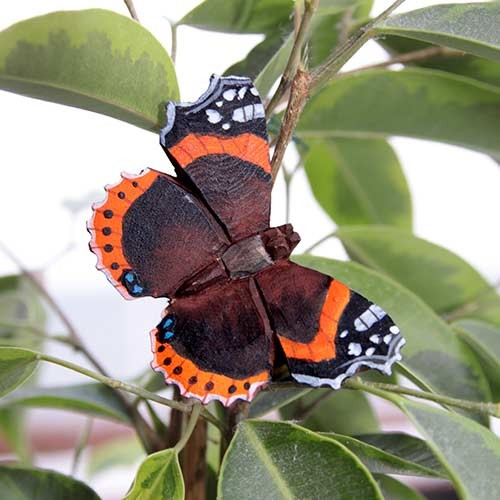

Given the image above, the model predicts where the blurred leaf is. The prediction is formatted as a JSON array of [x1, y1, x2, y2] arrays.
[[297, 68, 500, 157], [0, 382, 131, 423], [179, 0, 293, 33], [293, 256, 491, 411], [0, 409, 31, 463], [280, 388, 379, 435], [379, 36, 500, 89], [453, 319, 500, 398], [0, 464, 99, 499], [382, 394, 500, 500], [376, 3, 500, 62], [323, 432, 445, 477], [0, 347, 38, 397], [0, 9, 178, 132], [249, 387, 310, 418], [125, 448, 184, 500], [374, 474, 425, 500], [335, 225, 495, 314], [218, 420, 382, 499], [303, 139, 412, 228], [87, 435, 144, 477], [0, 275, 46, 351]]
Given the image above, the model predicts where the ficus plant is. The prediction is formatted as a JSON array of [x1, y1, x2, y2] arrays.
[[0, 0, 499, 499]]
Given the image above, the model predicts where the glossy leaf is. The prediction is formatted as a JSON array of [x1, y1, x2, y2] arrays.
[[249, 387, 310, 418], [374, 474, 425, 500], [293, 256, 491, 407], [0, 464, 99, 499], [303, 139, 412, 228], [383, 394, 500, 500], [0, 347, 38, 398], [377, 3, 500, 62], [380, 36, 500, 89], [179, 0, 293, 33], [0, 381, 131, 423], [297, 68, 500, 157], [125, 448, 184, 500], [323, 432, 445, 477], [0, 10, 178, 132], [454, 319, 500, 398], [218, 420, 382, 499], [335, 225, 494, 314], [280, 388, 379, 435]]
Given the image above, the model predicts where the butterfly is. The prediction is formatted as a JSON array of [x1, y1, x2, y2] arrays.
[[88, 75, 405, 406]]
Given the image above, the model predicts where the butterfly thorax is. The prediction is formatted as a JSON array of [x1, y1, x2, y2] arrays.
[[178, 224, 300, 295]]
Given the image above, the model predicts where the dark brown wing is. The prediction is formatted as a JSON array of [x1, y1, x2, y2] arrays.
[[256, 261, 405, 389], [150, 278, 273, 406], [160, 75, 271, 240], [88, 168, 229, 299]]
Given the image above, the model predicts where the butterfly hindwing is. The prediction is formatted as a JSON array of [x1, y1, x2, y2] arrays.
[[150, 279, 273, 406], [88, 168, 228, 299], [256, 262, 405, 389], [160, 75, 272, 240]]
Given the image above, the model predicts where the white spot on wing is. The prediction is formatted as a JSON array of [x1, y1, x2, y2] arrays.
[[383, 334, 392, 344], [348, 343, 362, 356], [365, 347, 376, 356], [223, 88, 237, 101], [238, 86, 247, 99], [206, 109, 222, 123], [216, 100, 223, 107], [222, 123, 231, 130], [370, 334, 381, 344], [390, 325, 400, 334], [340, 330, 348, 338], [253, 103, 265, 118], [250, 86, 259, 96]]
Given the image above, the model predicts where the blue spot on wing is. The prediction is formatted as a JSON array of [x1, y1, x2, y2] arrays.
[[121, 269, 146, 297]]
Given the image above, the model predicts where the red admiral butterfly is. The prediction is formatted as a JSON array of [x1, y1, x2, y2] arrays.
[[88, 75, 405, 406]]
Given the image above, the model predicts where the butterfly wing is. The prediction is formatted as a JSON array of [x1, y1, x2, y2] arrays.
[[256, 261, 405, 388], [88, 168, 229, 299], [160, 75, 271, 240], [150, 279, 273, 406]]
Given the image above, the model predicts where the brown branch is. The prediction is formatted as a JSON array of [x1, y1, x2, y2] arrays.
[[266, 0, 319, 116], [124, 0, 140, 22], [271, 69, 312, 182]]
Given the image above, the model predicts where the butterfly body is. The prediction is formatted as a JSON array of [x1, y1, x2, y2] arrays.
[[88, 75, 405, 406]]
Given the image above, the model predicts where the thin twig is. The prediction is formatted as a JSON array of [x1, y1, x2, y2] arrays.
[[303, 230, 337, 254], [343, 379, 500, 418], [311, 0, 408, 90], [37, 352, 227, 432], [271, 69, 312, 182], [341, 46, 463, 77], [124, 0, 140, 22], [71, 418, 93, 475], [266, 0, 319, 116], [174, 403, 202, 453]]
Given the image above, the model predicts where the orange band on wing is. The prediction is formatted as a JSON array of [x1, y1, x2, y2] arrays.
[[279, 280, 351, 363], [169, 133, 271, 174]]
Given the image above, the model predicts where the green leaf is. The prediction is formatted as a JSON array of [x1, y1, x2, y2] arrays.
[[218, 420, 383, 499], [0, 347, 38, 398], [376, 3, 500, 62], [453, 319, 500, 398], [280, 388, 379, 435], [380, 394, 500, 500], [87, 435, 144, 477], [249, 387, 310, 418], [179, 0, 293, 34], [323, 432, 445, 478], [0, 409, 31, 463], [374, 474, 425, 500], [303, 139, 412, 228], [125, 448, 184, 500], [293, 256, 491, 408], [335, 225, 494, 314], [0, 464, 99, 499], [0, 382, 131, 423], [0, 9, 178, 132], [297, 68, 500, 157], [379, 36, 500, 89]]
